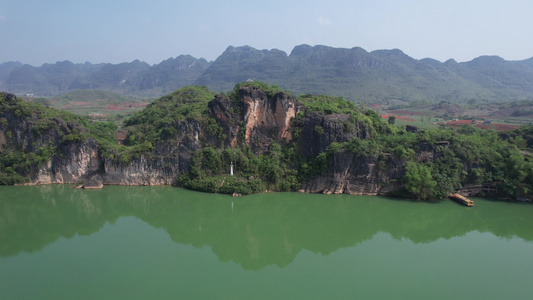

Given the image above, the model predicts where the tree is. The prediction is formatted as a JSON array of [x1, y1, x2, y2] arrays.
[[403, 161, 437, 200], [388, 115, 396, 125]]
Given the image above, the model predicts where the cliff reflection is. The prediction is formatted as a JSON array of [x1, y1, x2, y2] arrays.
[[1, 185, 532, 270]]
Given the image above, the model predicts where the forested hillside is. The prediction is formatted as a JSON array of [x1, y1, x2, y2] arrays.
[[1, 83, 532, 201]]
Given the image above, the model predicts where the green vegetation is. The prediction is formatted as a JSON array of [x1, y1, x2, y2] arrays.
[[232, 81, 285, 98], [23, 90, 153, 124], [383, 126, 533, 200], [179, 142, 299, 194], [0, 92, 113, 184], [123, 86, 215, 146], [1, 82, 532, 202], [403, 161, 436, 200], [0, 144, 55, 185], [290, 91, 533, 200], [299, 94, 358, 114], [91, 86, 214, 164], [51, 89, 144, 105]]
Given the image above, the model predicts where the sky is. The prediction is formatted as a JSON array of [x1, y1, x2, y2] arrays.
[[1, 0, 533, 66]]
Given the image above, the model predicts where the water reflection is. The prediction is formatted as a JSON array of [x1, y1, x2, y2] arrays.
[[1, 185, 532, 270]]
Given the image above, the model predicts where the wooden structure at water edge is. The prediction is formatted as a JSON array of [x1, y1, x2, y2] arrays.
[[449, 193, 474, 207]]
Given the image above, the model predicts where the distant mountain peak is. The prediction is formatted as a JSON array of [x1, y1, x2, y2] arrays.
[[444, 58, 458, 64], [225, 45, 260, 52], [2, 44, 533, 102], [467, 55, 505, 65], [370, 48, 413, 61], [290, 44, 314, 56]]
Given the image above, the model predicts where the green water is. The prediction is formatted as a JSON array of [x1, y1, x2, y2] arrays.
[[1, 185, 533, 299]]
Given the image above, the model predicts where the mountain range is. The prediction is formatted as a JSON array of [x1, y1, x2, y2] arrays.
[[1, 44, 533, 103]]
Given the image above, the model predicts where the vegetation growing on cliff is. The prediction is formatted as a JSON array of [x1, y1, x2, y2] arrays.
[[176, 82, 529, 200], [0, 92, 118, 183], [299, 94, 358, 114], [178, 143, 299, 195], [175, 82, 299, 194], [176, 82, 396, 195], [1, 84, 532, 202], [123, 86, 214, 145], [290, 91, 533, 200], [0, 93, 78, 184], [232, 81, 285, 98]]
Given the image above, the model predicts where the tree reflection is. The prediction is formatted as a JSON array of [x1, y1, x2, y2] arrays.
[[1, 185, 532, 270]]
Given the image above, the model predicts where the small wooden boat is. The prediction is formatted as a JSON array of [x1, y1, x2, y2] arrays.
[[449, 193, 474, 207]]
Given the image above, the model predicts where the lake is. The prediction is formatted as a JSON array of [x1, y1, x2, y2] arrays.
[[1, 185, 533, 299]]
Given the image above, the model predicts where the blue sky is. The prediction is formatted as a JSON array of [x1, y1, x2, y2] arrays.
[[1, 0, 532, 66]]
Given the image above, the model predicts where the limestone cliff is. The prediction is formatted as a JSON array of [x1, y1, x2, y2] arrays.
[[208, 86, 301, 153], [300, 151, 404, 195], [0, 89, 409, 195], [34, 138, 100, 184], [0, 91, 200, 186], [297, 111, 371, 157], [101, 141, 195, 186]]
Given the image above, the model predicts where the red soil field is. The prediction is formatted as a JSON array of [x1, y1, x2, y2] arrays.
[[105, 104, 127, 111], [380, 114, 415, 122]]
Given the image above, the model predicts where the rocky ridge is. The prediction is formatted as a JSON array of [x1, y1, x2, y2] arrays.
[[2, 44, 533, 103]]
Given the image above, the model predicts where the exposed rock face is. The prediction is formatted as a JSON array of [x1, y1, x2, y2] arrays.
[[102, 143, 185, 186], [240, 88, 297, 144], [34, 138, 100, 184], [88, 119, 202, 186], [207, 94, 239, 147], [209, 86, 301, 153], [0, 92, 202, 186], [300, 151, 404, 195], [208, 87, 405, 195], [2, 90, 418, 196], [298, 112, 370, 157], [22, 138, 196, 186]]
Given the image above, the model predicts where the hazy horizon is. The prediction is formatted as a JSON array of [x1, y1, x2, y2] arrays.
[[2, 43, 533, 68]]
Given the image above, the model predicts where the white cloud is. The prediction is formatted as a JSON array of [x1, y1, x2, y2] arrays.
[[317, 16, 332, 26]]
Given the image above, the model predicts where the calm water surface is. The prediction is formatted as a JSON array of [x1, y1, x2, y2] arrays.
[[1, 185, 533, 299]]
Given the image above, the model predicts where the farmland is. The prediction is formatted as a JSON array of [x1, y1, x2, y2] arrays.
[[21, 88, 532, 131], [378, 100, 532, 131], [24, 90, 151, 123]]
